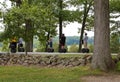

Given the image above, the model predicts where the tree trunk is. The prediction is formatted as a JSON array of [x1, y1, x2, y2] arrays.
[[26, 40, 33, 52], [59, 0, 63, 51], [78, 5, 87, 52], [45, 32, 50, 52], [25, 19, 33, 52], [92, 0, 115, 71]]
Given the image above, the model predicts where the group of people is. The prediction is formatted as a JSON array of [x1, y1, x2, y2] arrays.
[[47, 33, 88, 51], [47, 34, 66, 50], [9, 33, 88, 53], [9, 37, 24, 53]]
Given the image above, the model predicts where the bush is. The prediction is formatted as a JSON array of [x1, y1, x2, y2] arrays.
[[110, 33, 120, 53], [68, 44, 78, 52], [53, 42, 59, 52], [89, 44, 94, 53]]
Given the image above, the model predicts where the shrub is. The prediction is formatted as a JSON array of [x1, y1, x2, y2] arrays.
[[68, 44, 78, 52]]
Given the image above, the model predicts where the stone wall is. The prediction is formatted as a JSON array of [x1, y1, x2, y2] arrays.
[[0, 54, 92, 67]]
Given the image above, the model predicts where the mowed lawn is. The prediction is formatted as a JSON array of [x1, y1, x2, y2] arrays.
[[0, 66, 102, 82]]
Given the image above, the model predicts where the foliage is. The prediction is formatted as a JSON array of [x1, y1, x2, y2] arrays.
[[35, 42, 46, 52], [116, 61, 120, 71], [110, 33, 120, 53], [68, 0, 94, 30], [109, 0, 120, 53], [89, 44, 94, 53], [1, 40, 9, 52], [68, 44, 78, 52], [53, 42, 59, 52], [7, 1, 56, 39], [110, 0, 120, 13]]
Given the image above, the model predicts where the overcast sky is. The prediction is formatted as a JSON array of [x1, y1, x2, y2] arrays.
[[0, 0, 94, 37]]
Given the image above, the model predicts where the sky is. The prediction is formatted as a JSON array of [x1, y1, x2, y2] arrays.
[[57, 22, 94, 37], [0, 0, 94, 37]]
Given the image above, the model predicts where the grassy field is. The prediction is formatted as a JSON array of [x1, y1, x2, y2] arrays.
[[0, 66, 103, 82]]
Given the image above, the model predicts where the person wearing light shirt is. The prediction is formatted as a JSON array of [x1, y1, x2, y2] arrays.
[[83, 33, 88, 48]]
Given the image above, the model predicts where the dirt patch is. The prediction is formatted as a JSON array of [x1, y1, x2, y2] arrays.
[[81, 74, 120, 82]]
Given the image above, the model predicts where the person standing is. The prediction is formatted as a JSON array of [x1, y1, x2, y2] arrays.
[[60, 34, 66, 49], [83, 33, 88, 48], [9, 37, 17, 53], [18, 38, 24, 52], [48, 36, 53, 49], [18, 38, 23, 45]]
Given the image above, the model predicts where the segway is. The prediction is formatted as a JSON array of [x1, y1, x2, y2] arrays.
[[59, 45, 67, 53], [59, 48, 67, 53], [81, 48, 89, 53], [18, 43, 24, 52], [46, 39, 54, 52], [47, 48, 54, 52], [9, 42, 17, 53]]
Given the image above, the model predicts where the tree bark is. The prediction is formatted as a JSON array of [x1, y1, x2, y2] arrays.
[[25, 19, 33, 52], [59, 0, 63, 51], [78, 2, 87, 52], [92, 0, 115, 71], [45, 32, 50, 52], [26, 40, 33, 52]]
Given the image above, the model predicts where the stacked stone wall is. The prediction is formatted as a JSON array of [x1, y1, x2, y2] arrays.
[[0, 54, 92, 67]]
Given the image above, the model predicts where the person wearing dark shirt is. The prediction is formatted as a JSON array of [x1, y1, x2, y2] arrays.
[[9, 37, 17, 53], [60, 34, 66, 49]]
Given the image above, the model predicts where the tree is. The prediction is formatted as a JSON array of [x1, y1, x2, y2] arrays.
[[35, 0, 57, 51], [58, 0, 63, 50], [110, 33, 120, 53], [53, 0, 80, 50], [78, 0, 93, 52], [68, 0, 94, 52], [109, 0, 120, 53], [91, 0, 115, 71]]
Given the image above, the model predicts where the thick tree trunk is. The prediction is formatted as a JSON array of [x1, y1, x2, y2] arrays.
[[26, 39, 33, 52], [92, 0, 115, 71], [25, 20, 33, 52]]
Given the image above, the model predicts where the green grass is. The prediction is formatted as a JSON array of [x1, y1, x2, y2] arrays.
[[0, 66, 102, 82], [38, 54, 90, 58]]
